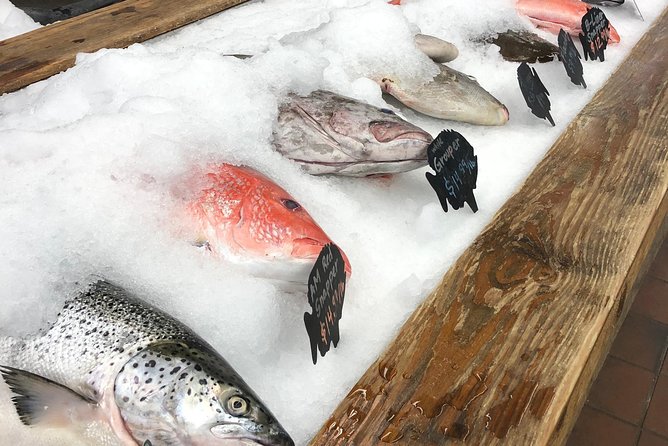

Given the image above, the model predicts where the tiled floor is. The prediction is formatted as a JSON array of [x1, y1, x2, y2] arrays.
[[567, 238, 668, 446]]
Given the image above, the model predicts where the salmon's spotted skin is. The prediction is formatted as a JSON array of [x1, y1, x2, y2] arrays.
[[0, 281, 294, 446]]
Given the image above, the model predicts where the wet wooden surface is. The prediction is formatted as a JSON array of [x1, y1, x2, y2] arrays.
[[310, 8, 668, 446], [0, 0, 248, 95]]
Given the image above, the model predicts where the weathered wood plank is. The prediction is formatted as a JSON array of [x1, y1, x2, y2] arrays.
[[310, 8, 668, 446], [0, 0, 248, 95]]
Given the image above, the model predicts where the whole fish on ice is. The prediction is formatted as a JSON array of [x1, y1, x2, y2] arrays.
[[0, 280, 294, 446], [377, 65, 510, 125], [478, 30, 561, 63], [516, 0, 621, 43], [183, 163, 351, 282], [273, 90, 433, 176]]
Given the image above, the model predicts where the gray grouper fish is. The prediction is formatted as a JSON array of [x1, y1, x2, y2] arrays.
[[0, 280, 293, 446], [274, 90, 433, 177]]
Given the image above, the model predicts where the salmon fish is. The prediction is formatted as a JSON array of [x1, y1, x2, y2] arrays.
[[273, 90, 433, 177], [185, 163, 351, 281], [0, 280, 294, 446], [516, 0, 621, 43], [377, 65, 510, 125]]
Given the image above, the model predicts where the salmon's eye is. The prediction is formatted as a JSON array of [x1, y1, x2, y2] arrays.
[[226, 395, 250, 416], [281, 199, 301, 210]]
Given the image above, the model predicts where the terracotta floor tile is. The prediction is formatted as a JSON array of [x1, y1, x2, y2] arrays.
[[567, 406, 638, 446], [649, 240, 668, 282], [639, 430, 668, 446], [632, 277, 668, 325], [645, 374, 668, 438], [587, 357, 655, 425], [610, 312, 668, 372]]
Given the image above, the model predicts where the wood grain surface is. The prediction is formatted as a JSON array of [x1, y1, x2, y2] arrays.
[[310, 8, 668, 446], [0, 0, 248, 95]]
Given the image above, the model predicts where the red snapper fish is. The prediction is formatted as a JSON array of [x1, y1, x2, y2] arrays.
[[185, 163, 351, 282], [516, 0, 620, 43]]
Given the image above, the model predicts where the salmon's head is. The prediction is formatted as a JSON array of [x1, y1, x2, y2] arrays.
[[273, 90, 433, 177], [114, 343, 294, 446], [187, 163, 351, 282]]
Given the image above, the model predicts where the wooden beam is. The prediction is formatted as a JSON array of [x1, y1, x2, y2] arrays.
[[310, 8, 668, 446], [0, 0, 248, 95]]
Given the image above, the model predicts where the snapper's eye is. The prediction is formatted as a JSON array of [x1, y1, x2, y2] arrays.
[[379, 108, 395, 115], [281, 199, 301, 210], [226, 395, 250, 416]]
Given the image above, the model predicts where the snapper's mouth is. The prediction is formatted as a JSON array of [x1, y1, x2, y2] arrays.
[[291, 238, 352, 277]]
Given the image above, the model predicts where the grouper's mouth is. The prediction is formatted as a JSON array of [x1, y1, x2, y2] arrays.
[[237, 438, 293, 446], [216, 437, 294, 446], [369, 121, 433, 143], [290, 157, 427, 165]]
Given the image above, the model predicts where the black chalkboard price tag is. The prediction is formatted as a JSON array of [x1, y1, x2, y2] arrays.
[[558, 29, 587, 88], [303, 243, 347, 365], [517, 62, 555, 126], [579, 7, 611, 62], [425, 130, 478, 213]]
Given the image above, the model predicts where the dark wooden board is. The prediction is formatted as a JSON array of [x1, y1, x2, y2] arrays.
[[0, 0, 248, 95], [310, 7, 668, 446]]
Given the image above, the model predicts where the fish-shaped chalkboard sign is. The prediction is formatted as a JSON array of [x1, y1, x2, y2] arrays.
[[304, 243, 347, 365], [425, 130, 479, 213], [579, 7, 611, 62], [559, 29, 587, 88], [517, 62, 555, 126]]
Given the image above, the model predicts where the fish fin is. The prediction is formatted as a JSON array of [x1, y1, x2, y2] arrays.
[[0, 365, 97, 427]]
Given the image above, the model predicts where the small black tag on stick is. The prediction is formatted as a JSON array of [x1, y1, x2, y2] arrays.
[[579, 7, 611, 62], [425, 130, 478, 213], [558, 29, 587, 88], [517, 62, 554, 126], [304, 243, 346, 365]]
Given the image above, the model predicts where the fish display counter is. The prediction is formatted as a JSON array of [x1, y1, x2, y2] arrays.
[[0, 0, 666, 445]]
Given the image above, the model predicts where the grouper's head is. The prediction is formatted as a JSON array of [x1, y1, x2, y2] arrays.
[[273, 90, 433, 176], [114, 343, 294, 446]]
